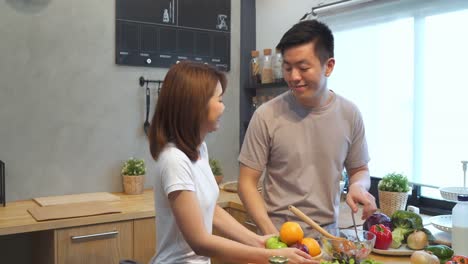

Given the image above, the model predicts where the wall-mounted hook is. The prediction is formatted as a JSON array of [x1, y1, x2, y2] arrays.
[[139, 76, 163, 87]]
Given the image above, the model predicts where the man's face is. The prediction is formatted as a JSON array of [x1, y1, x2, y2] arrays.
[[282, 42, 335, 107]]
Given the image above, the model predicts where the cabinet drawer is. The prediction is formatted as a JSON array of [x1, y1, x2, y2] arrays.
[[56, 221, 133, 264], [228, 208, 258, 233]]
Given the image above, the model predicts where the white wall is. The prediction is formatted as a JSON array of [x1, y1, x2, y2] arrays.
[[256, 0, 322, 51], [0, 0, 240, 201]]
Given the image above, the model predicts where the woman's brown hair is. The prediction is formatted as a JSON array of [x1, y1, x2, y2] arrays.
[[148, 61, 227, 162]]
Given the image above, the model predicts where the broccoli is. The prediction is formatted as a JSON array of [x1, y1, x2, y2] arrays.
[[390, 210, 425, 248]]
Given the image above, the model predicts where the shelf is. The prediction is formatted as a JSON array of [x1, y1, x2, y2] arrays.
[[246, 80, 287, 89]]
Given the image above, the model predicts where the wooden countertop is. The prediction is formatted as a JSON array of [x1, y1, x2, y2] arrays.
[[0, 188, 241, 236], [0, 188, 446, 263], [0, 189, 155, 236]]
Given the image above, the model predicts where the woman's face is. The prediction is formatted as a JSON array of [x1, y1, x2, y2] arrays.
[[201, 81, 225, 135]]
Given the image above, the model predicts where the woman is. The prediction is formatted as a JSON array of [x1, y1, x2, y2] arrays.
[[148, 61, 314, 264]]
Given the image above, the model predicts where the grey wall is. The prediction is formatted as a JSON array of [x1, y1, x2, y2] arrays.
[[256, 0, 321, 51], [0, 0, 240, 202]]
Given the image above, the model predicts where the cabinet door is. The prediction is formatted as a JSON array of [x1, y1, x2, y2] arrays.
[[134, 218, 156, 264], [56, 221, 133, 264], [211, 208, 259, 264]]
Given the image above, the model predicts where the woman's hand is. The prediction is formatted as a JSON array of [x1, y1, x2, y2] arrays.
[[255, 234, 277, 248], [273, 248, 318, 264]]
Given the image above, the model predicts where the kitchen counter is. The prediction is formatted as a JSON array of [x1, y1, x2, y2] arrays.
[[0, 188, 449, 263], [0, 189, 155, 236]]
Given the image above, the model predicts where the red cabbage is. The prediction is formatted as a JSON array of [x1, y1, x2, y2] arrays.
[[363, 212, 393, 231]]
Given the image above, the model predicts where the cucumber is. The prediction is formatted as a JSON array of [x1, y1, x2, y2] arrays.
[[425, 245, 454, 262]]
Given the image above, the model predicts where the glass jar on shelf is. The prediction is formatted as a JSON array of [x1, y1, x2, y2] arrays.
[[261, 48, 273, 84], [272, 48, 283, 83], [249, 50, 261, 86]]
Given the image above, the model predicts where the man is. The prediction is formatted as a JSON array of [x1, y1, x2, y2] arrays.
[[238, 20, 377, 237]]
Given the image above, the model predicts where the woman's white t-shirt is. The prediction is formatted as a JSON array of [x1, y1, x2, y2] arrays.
[[150, 142, 219, 264]]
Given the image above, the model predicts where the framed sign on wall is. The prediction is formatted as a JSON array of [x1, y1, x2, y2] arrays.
[[116, 0, 231, 71]]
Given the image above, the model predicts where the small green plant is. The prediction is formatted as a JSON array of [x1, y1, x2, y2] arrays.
[[121, 158, 146, 176], [378, 172, 411, 192], [209, 159, 223, 176]]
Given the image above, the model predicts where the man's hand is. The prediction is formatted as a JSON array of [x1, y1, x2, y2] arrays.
[[346, 183, 377, 220]]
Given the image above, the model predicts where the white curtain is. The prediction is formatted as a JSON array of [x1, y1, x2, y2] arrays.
[[318, 0, 468, 196]]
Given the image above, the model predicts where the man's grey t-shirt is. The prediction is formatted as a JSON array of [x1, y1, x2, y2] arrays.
[[239, 90, 369, 236]]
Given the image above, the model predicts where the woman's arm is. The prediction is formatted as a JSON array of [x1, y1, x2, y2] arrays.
[[168, 190, 315, 264], [212, 204, 264, 247]]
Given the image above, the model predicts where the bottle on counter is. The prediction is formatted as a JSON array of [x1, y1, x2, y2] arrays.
[[249, 50, 261, 86], [452, 194, 468, 255], [272, 48, 283, 82], [261, 48, 273, 84]]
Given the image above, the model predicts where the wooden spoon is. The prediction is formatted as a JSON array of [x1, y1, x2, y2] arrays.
[[288, 205, 357, 251], [288, 205, 345, 240]]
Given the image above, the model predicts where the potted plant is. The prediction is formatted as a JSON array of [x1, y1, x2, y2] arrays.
[[209, 158, 223, 185], [121, 158, 146, 195], [378, 172, 411, 216]]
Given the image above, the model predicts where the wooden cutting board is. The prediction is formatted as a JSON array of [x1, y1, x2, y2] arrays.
[[219, 181, 262, 193], [220, 181, 238, 192], [33, 192, 120, 206], [28, 201, 121, 221]]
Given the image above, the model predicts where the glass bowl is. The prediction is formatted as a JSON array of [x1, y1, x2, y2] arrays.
[[320, 229, 375, 262]]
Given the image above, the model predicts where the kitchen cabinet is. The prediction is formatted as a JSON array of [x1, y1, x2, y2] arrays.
[[35, 220, 133, 264], [134, 218, 156, 263], [211, 205, 258, 264], [226, 207, 258, 233], [33, 218, 156, 264]]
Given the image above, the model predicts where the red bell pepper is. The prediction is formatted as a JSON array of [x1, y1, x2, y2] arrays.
[[447, 255, 468, 264], [369, 224, 392, 250]]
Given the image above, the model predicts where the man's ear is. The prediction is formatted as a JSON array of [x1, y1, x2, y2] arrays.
[[325, 58, 335, 77]]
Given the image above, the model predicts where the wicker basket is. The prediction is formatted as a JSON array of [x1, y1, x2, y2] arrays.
[[439, 187, 468, 202], [123, 175, 145, 195], [378, 190, 409, 217]]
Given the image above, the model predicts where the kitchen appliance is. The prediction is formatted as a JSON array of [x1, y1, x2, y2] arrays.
[[1, 160, 5, 206]]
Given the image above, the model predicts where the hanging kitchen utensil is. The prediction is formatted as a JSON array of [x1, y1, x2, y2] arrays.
[[143, 82, 150, 135], [0, 160, 5, 206]]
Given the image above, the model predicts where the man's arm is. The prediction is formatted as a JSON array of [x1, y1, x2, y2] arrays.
[[238, 163, 278, 235], [345, 164, 377, 220]]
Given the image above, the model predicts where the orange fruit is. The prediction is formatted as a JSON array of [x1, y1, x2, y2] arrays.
[[301, 237, 321, 257], [279, 221, 304, 246]]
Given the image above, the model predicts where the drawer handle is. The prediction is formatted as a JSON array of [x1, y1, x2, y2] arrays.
[[244, 221, 257, 228], [71, 230, 119, 241]]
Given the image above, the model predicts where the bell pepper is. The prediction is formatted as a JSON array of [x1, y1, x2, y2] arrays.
[[447, 255, 468, 264], [369, 224, 392, 250]]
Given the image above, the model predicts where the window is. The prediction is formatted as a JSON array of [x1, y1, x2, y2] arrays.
[[321, 0, 468, 208]]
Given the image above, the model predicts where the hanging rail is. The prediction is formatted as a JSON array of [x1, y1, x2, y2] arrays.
[[139, 76, 163, 87]]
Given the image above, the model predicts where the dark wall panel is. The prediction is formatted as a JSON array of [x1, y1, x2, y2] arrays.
[[116, 0, 230, 71]]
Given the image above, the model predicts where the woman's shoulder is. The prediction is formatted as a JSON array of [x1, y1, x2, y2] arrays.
[[158, 143, 191, 166]]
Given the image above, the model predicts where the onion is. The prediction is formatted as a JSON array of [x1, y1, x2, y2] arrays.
[[407, 230, 428, 250], [410, 250, 440, 264]]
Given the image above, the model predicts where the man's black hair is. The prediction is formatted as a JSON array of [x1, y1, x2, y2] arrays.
[[276, 19, 334, 64]]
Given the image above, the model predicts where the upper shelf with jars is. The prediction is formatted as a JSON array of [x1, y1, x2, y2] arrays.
[[247, 48, 287, 89]]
